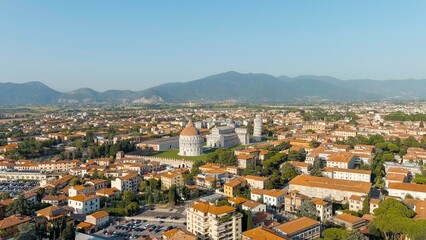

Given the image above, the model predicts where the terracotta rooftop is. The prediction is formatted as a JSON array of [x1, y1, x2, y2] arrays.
[[335, 213, 365, 224], [243, 226, 289, 240], [389, 182, 426, 193], [274, 217, 319, 236], [0, 215, 31, 230], [88, 210, 109, 219], [190, 201, 236, 216], [289, 175, 371, 194]]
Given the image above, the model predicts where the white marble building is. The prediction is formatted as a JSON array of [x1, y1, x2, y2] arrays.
[[179, 120, 203, 156]]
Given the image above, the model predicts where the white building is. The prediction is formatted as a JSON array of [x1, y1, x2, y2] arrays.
[[388, 182, 426, 200], [179, 120, 203, 156], [187, 201, 242, 240], [253, 115, 262, 142], [323, 167, 371, 182], [206, 122, 249, 148], [68, 195, 100, 214], [289, 175, 371, 202], [111, 173, 139, 192]]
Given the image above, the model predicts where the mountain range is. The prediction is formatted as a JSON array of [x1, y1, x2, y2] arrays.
[[2, 71, 426, 105]]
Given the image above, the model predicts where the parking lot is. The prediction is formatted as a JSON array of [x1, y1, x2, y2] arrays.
[[93, 206, 187, 239], [0, 180, 39, 197]]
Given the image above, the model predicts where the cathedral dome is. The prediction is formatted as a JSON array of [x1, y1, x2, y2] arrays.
[[181, 121, 200, 136]]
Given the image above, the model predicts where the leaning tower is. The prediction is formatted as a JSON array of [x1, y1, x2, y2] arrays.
[[253, 114, 262, 142]]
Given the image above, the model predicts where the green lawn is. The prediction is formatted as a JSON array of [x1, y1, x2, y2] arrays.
[[150, 149, 208, 161]]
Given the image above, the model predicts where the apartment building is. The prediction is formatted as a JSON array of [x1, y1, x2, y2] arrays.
[[236, 154, 255, 169], [85, 210, 109, 228], [326, 152, 356, 169], [388, 182, 426, 200], [68, 184, 96, 197], [38, 160, 80, 172], [263, 189, 287, 207], [287, 161, 311, 175], [289, 175, 371, 202], [161, 170, 184, 190], [334, 214, 367, 230], [323, 167, 371, 182], [274, 217, 321, 240], [224, 178, 247, 197], [68, 195, 100, 214], [111, 172, 139, 192], [243, 175, 268, 189], [311, 198, 332, 221], [186, 201, 242, 240]]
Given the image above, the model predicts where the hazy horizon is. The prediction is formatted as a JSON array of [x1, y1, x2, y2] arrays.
[[1, 1, 426, 91]]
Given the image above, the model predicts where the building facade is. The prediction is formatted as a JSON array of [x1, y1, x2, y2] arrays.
[[179, 121, 203, 156]]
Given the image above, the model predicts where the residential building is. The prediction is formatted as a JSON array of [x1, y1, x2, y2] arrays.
[[326, 152, 356, 169], [84, 210, 109, 230], [263, 189, 287, 207], [224, 178, 247, 197], [334, 214, 367, 230], [68, 195, 100, 214], [388, 182, 426, 200], [111, 172, 139, 192], [163, 228, 197, 240], [0, 215, 32, 238], [274, 217, 321, 240], [311, 198, 332, 221], [242, 226, 289, 240], [41, 195, 68, 206], [243, 175, 268, 189], [323, 167, 371, 182], [186, 201, 242, 240], [161, 170, 184, 190], [289, 175, 371, 202]]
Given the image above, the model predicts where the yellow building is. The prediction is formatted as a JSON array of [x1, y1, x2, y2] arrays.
[[224, 177, 247, 197], [161, 170, 184, 190]]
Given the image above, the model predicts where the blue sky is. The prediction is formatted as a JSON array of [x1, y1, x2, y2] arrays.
[[0, 1, 425, 91]]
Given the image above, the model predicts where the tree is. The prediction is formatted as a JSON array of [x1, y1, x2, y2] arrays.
[[15, 222, 37, 240], [125, 202, 139, 216], [372, 199, 415, 240], [61, 223, 75, 240], [122, 191, 138, 202], [211, 176, 217, 190], [168, 184, 176, 207], [281, 162, 298, 182], [0, 192, 10, 200], [323, 228, 349, 240], [6, 194, 31, 216], [347, 230, 366, 240], [241, 165, 256, 176], [246, 210, 253, 230], [69, 177, 81, 186], [35, 188, 45, 201], [361, 196, 370, 215], [217, 199, 230, 206], [296, 200, 317, 219], [310, 159, 322, 177]]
